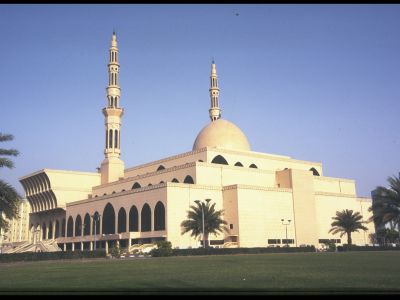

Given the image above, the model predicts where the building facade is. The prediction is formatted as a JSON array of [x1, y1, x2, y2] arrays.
[[0, 199, 31, 252], [18, 33, 375, 252]]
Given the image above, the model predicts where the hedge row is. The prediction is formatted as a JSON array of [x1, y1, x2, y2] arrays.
[[171, 246, 316, 256], [0, 250, 107, 263], [338, 245, 400, 252]]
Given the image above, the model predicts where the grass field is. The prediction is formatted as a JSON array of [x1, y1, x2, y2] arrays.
[[1, 251, 400, 293]]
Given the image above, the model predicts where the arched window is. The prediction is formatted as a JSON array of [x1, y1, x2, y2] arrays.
[[154, 201, 166, 231], [184, 175, 194, 184], [249, 164, 258, 169], [115, 129, 118, 149], [105, 130, 108, 149], [148, 183, 153, 186], [75, 215, 82, 237], [61, 218, 66, 237], [132, 182, 141, 189], [141, 204, 152, 232], [109, 129, 113, 148], [55, 220, 60, 238], [234, 162, 243, 167], [129, 206, 139, 232], [310, 167, 320, 176], [118, 207, 127, 233], [83, 214, 91, 236], [211, 155, 229, 165], [42, 222, 47, 240], [157, 165, 166, 171], [48, 221, 53, 239], [102, 203, 116, 234], [67, 216, 74, 237], [92, 211, 100, 235], [171, 178, 179, 183], [159, 181, 164, 184]]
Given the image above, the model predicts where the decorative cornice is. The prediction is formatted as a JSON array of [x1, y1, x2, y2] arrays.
[[315, 176, 355, 184], [314, 191, 357, 198]]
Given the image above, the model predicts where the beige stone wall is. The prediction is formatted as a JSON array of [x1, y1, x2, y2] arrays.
[[92, 163, 197, 197], [235, 185, 295, 247], [206, 148, 323, 175], [313, 176, 356, 195], [124, 148, 207, 178], [314, 194, 374, 246], [290, 169, 319, 246]]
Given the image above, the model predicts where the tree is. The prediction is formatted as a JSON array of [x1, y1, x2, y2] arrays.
[[181, 199, 228, 248], [329, 209, 368, 246], [0, 133, 21, 231], [369, 174, 400, 243]]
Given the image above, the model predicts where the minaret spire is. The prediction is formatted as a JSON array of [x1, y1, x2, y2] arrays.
[[100, 32, 125, 184], [209, 59, 221, 121]]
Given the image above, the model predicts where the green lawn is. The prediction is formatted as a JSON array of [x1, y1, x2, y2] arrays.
[[1, 251, 399, 293]]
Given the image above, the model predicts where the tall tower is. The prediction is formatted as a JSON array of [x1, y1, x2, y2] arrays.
[[100, 32, 125, 184], [209, 59, 221, 121]]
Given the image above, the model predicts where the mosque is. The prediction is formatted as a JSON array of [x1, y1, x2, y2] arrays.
[[17, 33, 375, 253]]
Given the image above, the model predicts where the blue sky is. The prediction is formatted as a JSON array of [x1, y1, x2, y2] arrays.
[[0, 4, 399, 197]]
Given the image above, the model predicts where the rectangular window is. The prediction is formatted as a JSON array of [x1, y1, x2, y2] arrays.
[[229, 224, 233, 230], [282, 239, 294, 244], [268, 239, 281, 244]]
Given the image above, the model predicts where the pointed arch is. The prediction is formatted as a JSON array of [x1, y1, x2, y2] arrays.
[[118, 207, 127, 233], [67, 216, 73, 237], [141, 203, 151, 232], [249, 163, 258, 169], [157, 165, 166, 171], [75, 215, 82, 236], [42, 222, 47, 240], [61, 218, 66, 237], [154, 201, 166, 231], [84, 213, 91, 236], [171, 178, 179, 183], [129, 205, 139, 232], [211, 155, 229, 165], [184, 175, 194, 184], [55, 220, 60, 238], [102, 203, 116, 234], [234, 162, 243, 167], [92, 211, 100, 235], [310, 167, 320, 176], [132, 182, 141, 189], [109, 129, 113, 148]]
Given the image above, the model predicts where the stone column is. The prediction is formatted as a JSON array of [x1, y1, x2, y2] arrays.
[[105, 240, 109, 254], [52, 221, 56, 240]]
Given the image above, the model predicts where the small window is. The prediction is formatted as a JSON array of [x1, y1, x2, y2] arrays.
[[282, 239, 294, 244], [234, 162, 243, 167], [229, 224, 234, 230], [157, 165, 166, 171], [249, 164, 258, 169], [268, 239, 281, 244], [310, 168, 320, 176]]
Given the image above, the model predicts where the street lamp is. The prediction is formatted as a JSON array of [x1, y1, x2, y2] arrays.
[[281, 219, 291, 247], [91, 213, 101, 251], [194, 200, 205, 248]]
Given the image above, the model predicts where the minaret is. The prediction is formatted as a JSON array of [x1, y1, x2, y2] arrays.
[[209, 59, 221, 121], [100, 32, 125, 184]]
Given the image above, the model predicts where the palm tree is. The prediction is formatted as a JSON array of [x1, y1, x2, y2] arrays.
[[0, 133, 21, 231], [369, 174, 400, 243], [329, 209, 368, 246], [181, 199, 228, 248]]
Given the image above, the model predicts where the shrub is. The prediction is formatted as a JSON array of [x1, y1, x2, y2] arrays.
[[110, 245, 122, 258], [0, 250, 107, 263], [171, 246, 316, 257], [322, 240, 337, 252], [150, 241, 173, 257]]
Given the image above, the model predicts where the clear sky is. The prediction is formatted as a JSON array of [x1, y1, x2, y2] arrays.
[[0, 4, 399, 198]]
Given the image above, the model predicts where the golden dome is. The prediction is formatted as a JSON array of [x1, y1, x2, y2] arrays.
[[193, 119, 251, 151]]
